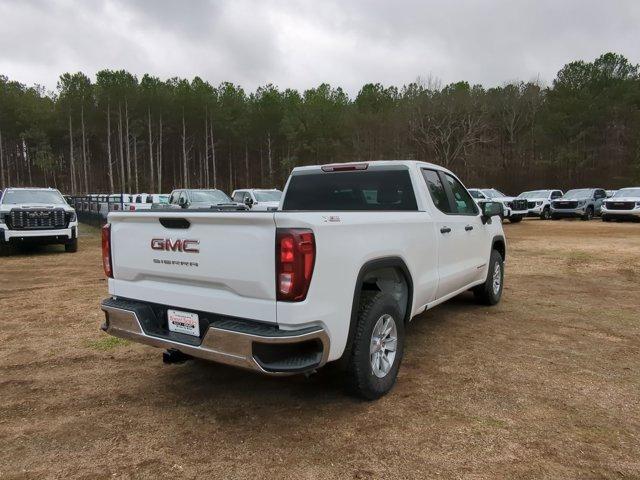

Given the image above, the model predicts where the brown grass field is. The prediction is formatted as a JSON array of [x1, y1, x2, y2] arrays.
[[1, 219, 639, 479]]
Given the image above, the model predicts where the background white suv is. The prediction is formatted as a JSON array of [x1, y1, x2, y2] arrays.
[[602, 187, 640, 222], [517, 189, 564, 220]]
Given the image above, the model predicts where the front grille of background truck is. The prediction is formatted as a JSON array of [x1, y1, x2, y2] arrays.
[[7, 209, 69, 230], [605, 201, 635, 211]]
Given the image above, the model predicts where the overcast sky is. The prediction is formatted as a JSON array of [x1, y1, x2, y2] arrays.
[[1, 0, 639, 95]]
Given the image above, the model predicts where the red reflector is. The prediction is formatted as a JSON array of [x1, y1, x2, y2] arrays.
[[321, 163, 368, 172], [102, 224, 113, 278], [276, 228, 315, 302]]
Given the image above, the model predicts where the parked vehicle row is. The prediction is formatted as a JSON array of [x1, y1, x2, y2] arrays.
[[470, 186, 640, 222]]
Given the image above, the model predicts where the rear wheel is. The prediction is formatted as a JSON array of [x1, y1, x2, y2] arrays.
[[473, 249, 504, 305], [345, 292, 405, 400], [65, 238, 78, 253]]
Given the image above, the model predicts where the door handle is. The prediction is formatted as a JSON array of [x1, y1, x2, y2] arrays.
[[465, 225, 474, 231], [440, 226, 452, 234]]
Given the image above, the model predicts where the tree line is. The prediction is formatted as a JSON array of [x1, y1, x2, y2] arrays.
[[1, 52, 639, 196]]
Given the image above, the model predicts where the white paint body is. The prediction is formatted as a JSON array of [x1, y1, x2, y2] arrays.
[[107, 161, 505, 362]]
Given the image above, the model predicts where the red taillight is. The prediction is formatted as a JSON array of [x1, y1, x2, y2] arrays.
[[102, 224, 113, 278], [276, 228, 315, 302]]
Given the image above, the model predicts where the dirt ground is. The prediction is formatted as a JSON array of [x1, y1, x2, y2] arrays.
[[1, 219, 639, 479]]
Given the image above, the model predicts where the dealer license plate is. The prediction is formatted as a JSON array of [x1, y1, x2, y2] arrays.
[[167, 309, 200, 337]]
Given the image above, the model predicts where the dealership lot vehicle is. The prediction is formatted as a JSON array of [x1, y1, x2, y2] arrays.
[[0, 187, 79, 252], [551, 188, 607, 220], [231, 188, 283, 210], [468, 188, 528, 222], [101, 161, 506, 399], [130, 193, 170, 210], [167, 188, 246, 210], [517, 189, 563, 220], [601, 187, 640, 221], [2, 221, 639, 478]]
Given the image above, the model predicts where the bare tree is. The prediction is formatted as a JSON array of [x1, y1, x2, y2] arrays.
[[106, 103, 114, 192], [81, 104, 88, 192], [68, 114, 76, 193], [147, 107, 154, 192], [181, 109, 188, 188], [0, 129, 5, 188], [118, 103, 125, 192]]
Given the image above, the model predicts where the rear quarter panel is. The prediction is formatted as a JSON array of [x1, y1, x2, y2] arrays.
[[275, 211, 438, 361]]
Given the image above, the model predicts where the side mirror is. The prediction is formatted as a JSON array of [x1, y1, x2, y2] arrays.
[[480, 201, 503, 224], [178, 197, 188, 208], [244, 197, 254, 207]]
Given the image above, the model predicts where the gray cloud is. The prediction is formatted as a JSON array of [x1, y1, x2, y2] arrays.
[[1, 0, 639, 95]]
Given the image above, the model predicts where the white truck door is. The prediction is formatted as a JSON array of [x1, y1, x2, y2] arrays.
[[440, 172, 487, 286], [420, 168, 469, 297]]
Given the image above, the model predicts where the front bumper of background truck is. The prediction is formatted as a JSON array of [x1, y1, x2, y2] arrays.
[[0, 224, 77, 244], [100, 297, 330, 375]]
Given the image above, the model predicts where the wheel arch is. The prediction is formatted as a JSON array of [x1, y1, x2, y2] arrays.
[[492, 235, 506, 261], [343, 257, 414, 360]]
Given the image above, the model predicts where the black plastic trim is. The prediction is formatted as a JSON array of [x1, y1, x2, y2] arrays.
[[491, 235, 507, 261]]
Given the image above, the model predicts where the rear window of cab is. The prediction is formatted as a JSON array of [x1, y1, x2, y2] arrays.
[[282, 167, 418, 211]]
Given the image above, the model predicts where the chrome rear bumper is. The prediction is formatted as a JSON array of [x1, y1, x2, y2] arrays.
[[101, 298, 330, 375]]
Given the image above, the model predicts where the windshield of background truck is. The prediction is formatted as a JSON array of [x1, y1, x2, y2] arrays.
[[563, 189, 592, 199], [2, 190, 65, 204], [613, 188, 640, 198], [481, 189, 506, 199], [469, 190, 484, 199], [190, 190, 232, 203], [519, 190, 551, 199], [254, 190, 282, 202]]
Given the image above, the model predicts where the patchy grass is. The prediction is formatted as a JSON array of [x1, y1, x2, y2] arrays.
[[87, 336, 130, 351]]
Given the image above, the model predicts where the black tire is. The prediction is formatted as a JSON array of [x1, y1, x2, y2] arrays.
[[65, 238, 78, 253], [602, 215, 610, 222], [551, 214, 560, 220], [345, 292, 405, 400], [540, 207, 551, 220], [582, 206, 593, 221], [509, 216, 523, 223], [473, 249, 504, 306]]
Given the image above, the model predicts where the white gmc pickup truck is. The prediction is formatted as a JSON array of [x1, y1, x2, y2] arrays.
[[100, 161, 506, 399], [0, 187, 78, 252]]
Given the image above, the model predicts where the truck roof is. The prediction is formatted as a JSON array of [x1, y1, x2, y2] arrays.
[[291, 160, 451, 174], [4, 187, 60, 191]]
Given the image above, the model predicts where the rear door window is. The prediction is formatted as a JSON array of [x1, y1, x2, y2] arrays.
[[282, 167, 418, 211]]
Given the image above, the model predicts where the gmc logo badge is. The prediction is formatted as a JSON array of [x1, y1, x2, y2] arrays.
[[151, 238, 200, 253]]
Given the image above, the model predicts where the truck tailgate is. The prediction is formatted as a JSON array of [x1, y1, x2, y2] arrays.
[[108, 211, 277, 323]]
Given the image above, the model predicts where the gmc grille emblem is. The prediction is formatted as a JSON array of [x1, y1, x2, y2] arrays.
[[151, 238, 200, 253]]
